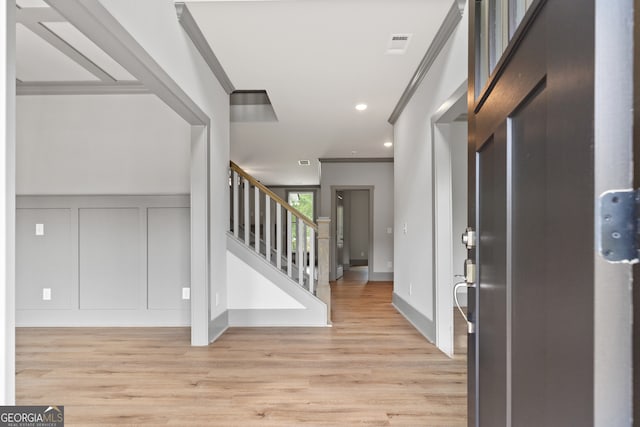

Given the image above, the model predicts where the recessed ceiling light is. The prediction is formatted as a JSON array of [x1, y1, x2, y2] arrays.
[[355, 103, 368, 111], [384, 142, 393, 147], [298, 160, 311, 166]]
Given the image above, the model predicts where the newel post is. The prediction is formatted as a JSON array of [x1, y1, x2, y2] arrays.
[[316, 217, 332, 325]]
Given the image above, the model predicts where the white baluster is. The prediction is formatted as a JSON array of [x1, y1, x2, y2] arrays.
[[287, 210, 292, 277], [298, 220, 305, 286], [276, 205, 282, 270], [309, 227, 315, 294], [243, 178, 250, 245], [254, 186, 260, 253], [265, 195, 271, 262], [233, 171, 239, 238]]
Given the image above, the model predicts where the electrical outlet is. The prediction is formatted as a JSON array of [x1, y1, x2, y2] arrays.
[[215, 293, 220, 307], [403, 223, 408, 234], [182, 287, 190, 300], [360, 251, 365, 257], [387, 261, 393, 268], [409, 282, 413, 296], [35, 223, 44, 236], [42, 288, 51, 301]]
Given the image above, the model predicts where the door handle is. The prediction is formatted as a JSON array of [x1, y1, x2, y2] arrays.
[[454, 258, 477, 334], [458, 228, 476, 333]]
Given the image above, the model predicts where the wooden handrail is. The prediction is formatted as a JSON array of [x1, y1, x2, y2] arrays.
[[230, 161, 318, 231]]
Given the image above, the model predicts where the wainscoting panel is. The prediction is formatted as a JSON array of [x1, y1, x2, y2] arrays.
[[16, 208, 73, 310], [16, 195, 190, 326], [79, 208, 140, 310], [147, 207, 190, 310]]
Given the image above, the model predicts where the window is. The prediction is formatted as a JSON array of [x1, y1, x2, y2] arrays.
[[475, 0, 535, 99], [287, 191, 314, 252]]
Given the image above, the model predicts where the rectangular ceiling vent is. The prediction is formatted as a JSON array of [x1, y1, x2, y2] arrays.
[[298, 160, 311, 166], [386, 33, 412, 55]]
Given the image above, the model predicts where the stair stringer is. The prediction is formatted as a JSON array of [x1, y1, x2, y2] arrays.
[[226, 233, 328, 327]]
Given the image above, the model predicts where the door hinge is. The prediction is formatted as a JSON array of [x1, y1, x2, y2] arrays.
[[598, 189, 639, 263]]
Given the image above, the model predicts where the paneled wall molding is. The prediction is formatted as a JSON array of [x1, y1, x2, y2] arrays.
[[16, 195, 191, 327]]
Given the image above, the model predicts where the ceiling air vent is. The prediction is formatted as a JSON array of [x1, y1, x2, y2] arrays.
[[298, 160, 311, 166], [386, 33, 412, 55]]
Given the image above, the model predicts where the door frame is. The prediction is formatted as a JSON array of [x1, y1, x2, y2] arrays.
[[330, 186, 374, 281], [27, 0, 216, 348], [592, 0, 635, 424], [633, 0, 640, 421], [431, 81, 467, 357]]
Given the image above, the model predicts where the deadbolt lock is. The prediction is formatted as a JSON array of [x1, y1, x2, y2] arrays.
[[461, 227, 476, 249], [464, 259, 476, 285]]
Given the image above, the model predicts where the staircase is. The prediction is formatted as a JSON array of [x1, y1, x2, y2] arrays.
[[228, 161, 331, 324]]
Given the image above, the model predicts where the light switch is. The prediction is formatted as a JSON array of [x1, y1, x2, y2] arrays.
[[35, 223, 44, 236], [387, 227, 393, 234], [387, 261, 393, 268], [42, 288, 51, 301], [182, 287, 190, 300]]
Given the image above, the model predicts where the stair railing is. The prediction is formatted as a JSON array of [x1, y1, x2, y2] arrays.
[[229, 161, 317, 293]]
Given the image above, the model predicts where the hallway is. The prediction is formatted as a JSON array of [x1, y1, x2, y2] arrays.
[[15, 280, 466, 426]]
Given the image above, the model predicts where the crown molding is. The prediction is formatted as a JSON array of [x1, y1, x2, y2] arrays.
[[16, 81, 150, 96], [318, 157, 393, 164], [176, 3, 235, 94], [388, 0, 465, 124]]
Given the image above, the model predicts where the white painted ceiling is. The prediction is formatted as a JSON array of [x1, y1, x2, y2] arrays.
[[16, 0, 455, 186], [15, 2, 137, 83], [187, 0, 454, 185]]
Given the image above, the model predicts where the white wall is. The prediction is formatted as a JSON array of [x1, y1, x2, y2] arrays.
[[17, 94, 190, 195], [319, 161, 393, 279], [97, 0, 231, 323], [450, 122, 468, 305], [349, 190, 369, 262], [227, 251, 304, 309], [393, 5, 467, 325], [1, 0, 16, 405]]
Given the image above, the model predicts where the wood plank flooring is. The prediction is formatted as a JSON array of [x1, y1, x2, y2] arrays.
[[16, 277, 467, 426]]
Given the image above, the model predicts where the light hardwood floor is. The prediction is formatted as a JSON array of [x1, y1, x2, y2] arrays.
[[16, 276, 467, 426]]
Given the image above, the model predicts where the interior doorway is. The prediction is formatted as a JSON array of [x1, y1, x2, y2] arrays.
[[331, 187, 373, 283], [431, 83, 468, 357]]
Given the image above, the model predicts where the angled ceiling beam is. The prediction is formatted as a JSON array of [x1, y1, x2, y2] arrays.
[[22, 22, 116, 82], [16, 81, 149, 96], [45, 0, 209, 125], [175, 3, 235, 94], [16, 5, 116, 82], [15, 6, 65, 24]]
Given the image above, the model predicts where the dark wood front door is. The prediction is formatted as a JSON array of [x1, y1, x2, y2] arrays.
[[468, 1, 598, 425]]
